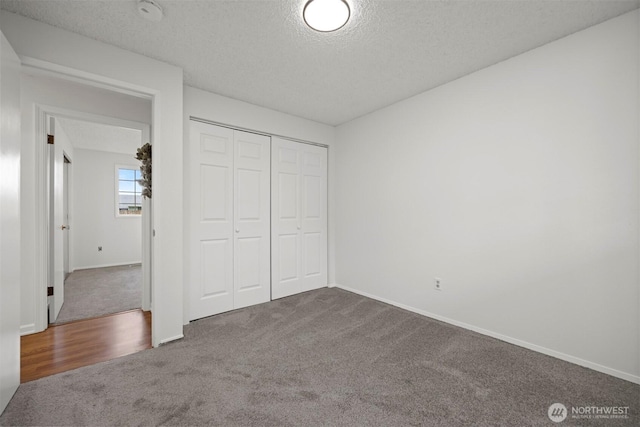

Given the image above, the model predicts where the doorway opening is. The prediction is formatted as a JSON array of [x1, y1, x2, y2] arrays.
[[19, 70, 156, 381], [46, 114, 151, 325]]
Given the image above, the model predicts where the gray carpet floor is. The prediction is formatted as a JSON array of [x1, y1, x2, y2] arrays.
[[2, 288, 638, 426], [54, 265, 142, 324]]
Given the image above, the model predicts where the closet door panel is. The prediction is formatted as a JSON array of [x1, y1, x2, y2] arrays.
[[201, 239, 231, 297], [235, 237, 262, 291], [278, 173, 298, 219], [272, 138, 327, 299], [271, 138, 302, 299], [276, 169, 300, 295], [201, 165, 229, 221], [300, 144, 328, 293], [234, 130, 271, 309], [278, 234, 299, 281], [189, 121, 234, 320], [236, 169, 261, 220], [303, 232, 321, 276]]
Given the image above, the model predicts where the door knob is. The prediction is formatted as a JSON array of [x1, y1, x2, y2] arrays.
[[235, 229, 240, 233], [297, 226, 301, 230], [61, 225, 68, 230]]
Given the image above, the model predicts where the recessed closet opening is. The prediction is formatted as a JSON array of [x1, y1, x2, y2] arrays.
[[186, 118, 328, 321]]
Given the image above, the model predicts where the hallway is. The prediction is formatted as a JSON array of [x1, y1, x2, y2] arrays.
[[21, 309, 151, 383]]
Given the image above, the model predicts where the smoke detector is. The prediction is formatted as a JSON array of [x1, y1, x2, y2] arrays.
[[137, 0, 163, 22]]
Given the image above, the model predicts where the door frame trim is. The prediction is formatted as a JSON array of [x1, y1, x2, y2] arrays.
[[189, 116, 329, 149]]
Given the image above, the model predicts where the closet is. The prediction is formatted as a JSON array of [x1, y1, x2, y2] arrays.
[[188, 121, 328, 321], [188, 121, 271, 320]]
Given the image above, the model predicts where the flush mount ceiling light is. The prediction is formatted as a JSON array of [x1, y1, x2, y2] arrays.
[[137, 0, 163, 22], [303, 0, 351, 32]]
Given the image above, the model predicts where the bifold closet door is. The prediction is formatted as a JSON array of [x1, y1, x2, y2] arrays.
[[188, 121, 270, 321], [271, 137, 327, 300], [189, 121, 233, 320], [233, 130, 271, 310]]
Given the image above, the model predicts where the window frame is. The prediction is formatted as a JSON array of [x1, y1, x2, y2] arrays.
[[115, 164, 143, 218]]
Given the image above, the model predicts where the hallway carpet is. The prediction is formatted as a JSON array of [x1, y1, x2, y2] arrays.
[[54, 264, 141, 324], [2, 288, 637, 426]]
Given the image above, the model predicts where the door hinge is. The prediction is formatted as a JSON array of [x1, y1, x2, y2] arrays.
[[47, 134, 54, 145], [47, 286, 54, 296]]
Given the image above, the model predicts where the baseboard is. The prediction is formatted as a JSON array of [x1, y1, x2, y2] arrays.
[[20, 323, 36, 336], [158, 334, 184, 347], [333, 284, 640, 385], [73, 262, 142, 271]]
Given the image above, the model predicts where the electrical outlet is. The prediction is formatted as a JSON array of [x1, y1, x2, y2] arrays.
[[98, 246, 102, 252], [434, 277, 442, 291]]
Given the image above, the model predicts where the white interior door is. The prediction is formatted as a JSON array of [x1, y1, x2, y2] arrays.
[[49, 121, 65, 323], [271, 139, 302, 299], [299, 143, 328, 293], [0, 29, 22, 414], [189, 121, 271, 320], [271, 138, 327, 299], [233, 130, 271, 309], [189, 121, 234, 320]]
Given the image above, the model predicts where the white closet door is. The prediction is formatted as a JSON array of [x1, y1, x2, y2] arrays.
[[271, 138, 302, 299], [233, 130, 271, 309], [189, 121, 234, 320], [271, 137, 327, 299], [300, 143, 328, 293]]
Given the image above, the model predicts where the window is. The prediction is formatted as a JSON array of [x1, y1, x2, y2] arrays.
[[117, 167, 142, 216]]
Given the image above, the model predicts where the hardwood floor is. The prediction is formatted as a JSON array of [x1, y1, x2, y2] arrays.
[[21, 309, 151, 383]]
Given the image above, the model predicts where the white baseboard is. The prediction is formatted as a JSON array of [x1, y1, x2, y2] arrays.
[[157, 334, 184, 347], [333, 284, 640, 385], [73, 261, 142, 271], [20, 323, 36, 336]]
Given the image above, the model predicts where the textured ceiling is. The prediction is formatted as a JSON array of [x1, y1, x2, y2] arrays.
[[57, 117, 143, 155], [2, 0, 638, 125]]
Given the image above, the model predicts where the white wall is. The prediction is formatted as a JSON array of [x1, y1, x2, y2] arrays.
[[183, 86, 336, 323], [72, 148, 142, 270], [2, 11, 184, 346], [18, 75, 150, 335], [0, 30, 21, 414], [335, 10, 639, 383]]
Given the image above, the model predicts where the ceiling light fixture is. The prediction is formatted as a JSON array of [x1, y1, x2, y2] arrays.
[[137, 0, 163, 22], [303, 0, 351, 32]]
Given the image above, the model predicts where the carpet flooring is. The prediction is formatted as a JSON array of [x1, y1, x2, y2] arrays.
[[54, 265, 142, 324], [2, 288, 638, 426]]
